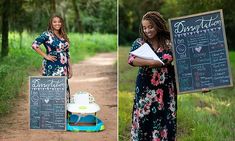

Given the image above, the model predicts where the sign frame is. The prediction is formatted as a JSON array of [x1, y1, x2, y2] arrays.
[[169, 9, 233, 94], [29, 76, 67, 130]]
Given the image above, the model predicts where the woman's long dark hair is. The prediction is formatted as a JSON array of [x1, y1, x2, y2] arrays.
[[139, 11, 170, 49], [47, 15, 70, 43]]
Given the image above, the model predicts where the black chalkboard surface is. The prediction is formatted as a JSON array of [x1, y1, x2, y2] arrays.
[[169, 9, 233, 94], [29, 76, 67, 130]]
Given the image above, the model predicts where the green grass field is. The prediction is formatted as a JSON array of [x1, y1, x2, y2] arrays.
[[119, 47, 235, 141], [0, 31, 116, 115]]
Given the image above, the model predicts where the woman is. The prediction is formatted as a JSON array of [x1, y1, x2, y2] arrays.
[[128, 11, 177, 141], [32, 15, 72, 103]]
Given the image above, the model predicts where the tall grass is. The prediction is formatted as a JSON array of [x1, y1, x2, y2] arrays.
[[0, 31, 117, 115], [118, 47, 137, 141], [118, 46, 138, 92], [119, 91, 133, 141], [119, 47, 235, 141], [69, 33, 117, 62]]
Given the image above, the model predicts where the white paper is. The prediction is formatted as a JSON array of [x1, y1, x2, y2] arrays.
[[130, 43, 164, 64]]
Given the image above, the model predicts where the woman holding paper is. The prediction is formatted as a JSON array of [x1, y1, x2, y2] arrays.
[[128, 11, 177, 141]]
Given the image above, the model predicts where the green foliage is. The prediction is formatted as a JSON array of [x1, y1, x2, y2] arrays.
[[0, 32, 116, 115], [177, 88, 235, 141], [0, 0, 117, 34], [118, 47, 138, 92], [69, 33, 117, 62], [98, 0, 117, 33], [118, 47, 138, 141], [119, 0, 235, 50], [0, 60, 28, 114], [119, 0, 164, 45], [119, 91, 133, 141], [118, 46, 235, 141], [0, 32, 41, 114]]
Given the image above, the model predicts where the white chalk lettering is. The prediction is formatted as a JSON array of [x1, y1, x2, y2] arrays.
[[32, 79, 64, 88], [174, 16, 221, 34]]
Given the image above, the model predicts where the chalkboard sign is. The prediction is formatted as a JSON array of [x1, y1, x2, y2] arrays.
[[29, 76, 67, 130], [169, 9, 233, 94]]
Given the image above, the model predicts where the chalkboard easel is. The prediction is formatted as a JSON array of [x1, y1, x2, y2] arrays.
[[29, 76, 67, 130], [169, 9, 233, 94]]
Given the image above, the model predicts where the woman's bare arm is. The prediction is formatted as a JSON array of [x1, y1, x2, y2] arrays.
[[132, 57, 163, 68]]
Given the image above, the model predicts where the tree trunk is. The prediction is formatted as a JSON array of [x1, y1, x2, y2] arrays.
[[19, 32, 23, 49], [72, 0, 83, 33], [51, 0, 56, 15], [1, 0, 10, 57]]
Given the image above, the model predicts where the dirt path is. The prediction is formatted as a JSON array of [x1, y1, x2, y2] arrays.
[[0, 52, 117, 141]]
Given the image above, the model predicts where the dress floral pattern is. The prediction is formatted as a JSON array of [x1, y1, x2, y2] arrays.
[[32, 31, 70, 76], [128, 38, 177, 141], [32, 31, 71, 102]]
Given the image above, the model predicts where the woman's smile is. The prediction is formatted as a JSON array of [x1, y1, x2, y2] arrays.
[[52, 17, 62, 31], [142, 20, 157, 39]]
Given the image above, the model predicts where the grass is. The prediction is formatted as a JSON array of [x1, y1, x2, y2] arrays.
[[118, 47, 137, 141], [69, 33, 117, 62], [118, 47, 138, 92], [119, 91, 133, 141], [0, 31, 117, 115], [118, 47, 235, 141]]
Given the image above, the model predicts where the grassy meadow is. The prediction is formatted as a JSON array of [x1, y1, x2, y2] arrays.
[[119, 47, 235, 141], [0, 31, 117, 115]]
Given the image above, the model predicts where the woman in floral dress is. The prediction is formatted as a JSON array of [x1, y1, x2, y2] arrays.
[[128, 11, 177, 141], [32, 15, 72, 103]]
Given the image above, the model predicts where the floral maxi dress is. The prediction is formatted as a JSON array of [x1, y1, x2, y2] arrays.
[[128, 38, 177, 141], [32, 31, 71, 102]]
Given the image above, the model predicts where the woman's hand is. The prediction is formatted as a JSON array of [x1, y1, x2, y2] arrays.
[[45, 54, 57, 62], [34, 48, 57, 62]]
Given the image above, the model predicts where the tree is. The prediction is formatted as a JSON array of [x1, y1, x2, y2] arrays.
[[72, 0, 83, 33], [51, 0, 56, 15], [98, 0, 117, 33], [1, 0, 10, 57], [10, 0, 25, 48], [119, 0, 164, 45]]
